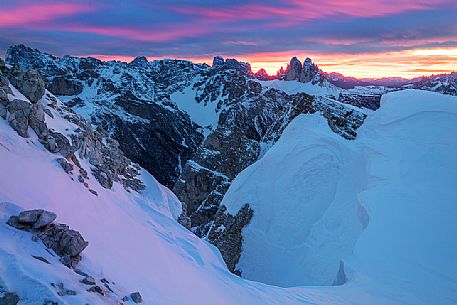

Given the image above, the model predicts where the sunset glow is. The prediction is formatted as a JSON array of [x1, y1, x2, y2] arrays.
[[1, 0, 456, 78]]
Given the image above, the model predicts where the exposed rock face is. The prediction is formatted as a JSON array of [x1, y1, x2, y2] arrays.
[[284, 57, 324, 84], [0, 63, 145, 192], [6, 45, 204, 189], [285, 57, 302, 81], [7, 209, 88, 268], [254, 68, 271, 81], [49, 77, 83, 96], [6, 99, 31, 137], [7, 69, 45, 103], [207, 204, 253, 274]]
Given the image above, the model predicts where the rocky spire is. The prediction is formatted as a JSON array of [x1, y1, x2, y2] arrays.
[[299, 57, 319, 83], [285, 57, 302, 81]]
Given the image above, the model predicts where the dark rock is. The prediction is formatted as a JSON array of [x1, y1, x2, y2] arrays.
[[29, 103, 48, 139], [7, 99, 31, 137], [0, 104, 6, 120], [212, 56, 224, 67], [0, 292, 20, 305], [8, 69, 45, 103], [87, 286, 104, 296], [332, 261, 347, 286], [207, 204, 253, 274], [81, 276, 96, 286], [56, 158, 73, 174], [53, 283, 76, 296], [89, 189, 98, 196], [130, 292, 142, 303], [285, 57, 302, 81], [33, 210, 57, 229], [8, 209, 57, 230], [74, 268, 89, 277], [49, 77, 83, 96], [122, 296, 129, 302], [31, 255, 50, 264]]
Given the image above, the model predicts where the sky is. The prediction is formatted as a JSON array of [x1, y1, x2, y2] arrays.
[[0, 0, 456, 78]]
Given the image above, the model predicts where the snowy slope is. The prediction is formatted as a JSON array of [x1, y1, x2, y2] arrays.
[[0, 79, 349, 305], [223, 89, 457, 303]]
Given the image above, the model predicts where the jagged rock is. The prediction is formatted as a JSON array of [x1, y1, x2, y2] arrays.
[[0, 292, 20, 305], [0, 104, 6, 120], [56, 158, 73, 174], [38, 223, 88, 265], [212, 56, 224, 67], [207, 204, 253, 274], [33, 210, 57, 229], [29, 103, 48, 139], [52, 283, 76, 296], [7, 209, 88, 268], [49, 77, 83, 96], [31, 255, 50, 264], [299, 58, 318, 83], [7, 99, 31, 137], [130, 56, 148, 67], [7, 69, 45, 103], [332, 260, 347, 286], [87, 286, 104, 296], [81, 276, 96, 285], [285, 57, 302, 81], [130, 292, 143, 303], [122, 296, 129, 302], [8, 209, 56, 230], [45, 131, 73, 157], [254, 68, 270, 81], [89, 189, 98, 196]]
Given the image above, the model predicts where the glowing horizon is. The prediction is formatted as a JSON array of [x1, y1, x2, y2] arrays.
[[83, 47, 457, 79], [1, 0, 456, 79]]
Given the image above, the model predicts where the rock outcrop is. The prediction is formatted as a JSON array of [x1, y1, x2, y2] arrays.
[[7, 209, 88, 268], [0, 64, 145, 192]]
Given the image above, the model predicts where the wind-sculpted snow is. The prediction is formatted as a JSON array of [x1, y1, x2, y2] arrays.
[[221, 89, 457, 304]]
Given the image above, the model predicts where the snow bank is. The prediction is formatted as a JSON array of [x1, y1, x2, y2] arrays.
[[223, 89, 457, 303]]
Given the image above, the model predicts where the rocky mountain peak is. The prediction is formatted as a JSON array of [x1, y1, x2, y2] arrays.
[[285, 57, 303, 81], [212, 56, 225, 67], [254, 68, 270, 80], [129, 56, 149, 67]]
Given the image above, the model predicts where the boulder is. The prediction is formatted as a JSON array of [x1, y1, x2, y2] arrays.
[[0, 292, 20, 305], [7, 99, 31, 138], [130, 292, 143, 303], [81, 276, 96, 286], [8, 209, 57, 230], [8, 69, 45, 103], [38, 223, 88, 258]]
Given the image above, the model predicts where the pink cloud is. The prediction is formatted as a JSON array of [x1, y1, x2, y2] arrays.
[[0, 3, 94, 28], [171, 0, 451, 27], [59, 23, 210, 42]]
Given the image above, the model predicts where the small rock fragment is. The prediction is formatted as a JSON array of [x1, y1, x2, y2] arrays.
[[130, 292, 142, 303], [81, 276, 96, 286]]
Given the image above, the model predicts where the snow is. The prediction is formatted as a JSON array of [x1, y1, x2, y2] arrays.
[[257, 79, 341, 97], [223, 114, 366, 287], [1, 84, 456, 304], [223, 89, 457, 303], [170, 81, 220, 132]]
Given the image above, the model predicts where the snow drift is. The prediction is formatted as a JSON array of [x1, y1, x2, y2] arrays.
[[223, 89, 457, 303]]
